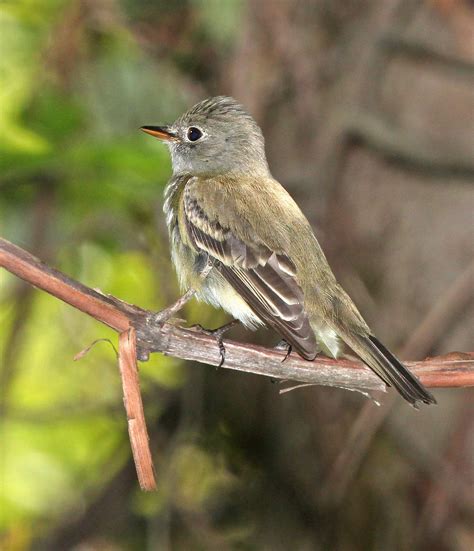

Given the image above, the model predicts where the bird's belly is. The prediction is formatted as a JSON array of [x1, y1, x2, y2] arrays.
[[199, 270, 262, 329], [169, 229, 261, 328], [172, 238, 340, 353], [310, 321, 342, 359]]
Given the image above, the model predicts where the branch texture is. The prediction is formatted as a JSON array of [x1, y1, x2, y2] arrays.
[[1, 237, 472, 392]]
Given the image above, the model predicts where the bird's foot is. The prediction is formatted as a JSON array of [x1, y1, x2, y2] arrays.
[[190, 319, 240, 368], [274, 339, 292, 362], [151, 289, 196, 325]]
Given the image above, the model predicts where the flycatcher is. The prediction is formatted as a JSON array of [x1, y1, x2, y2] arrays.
[[141, 96, 435, 407]]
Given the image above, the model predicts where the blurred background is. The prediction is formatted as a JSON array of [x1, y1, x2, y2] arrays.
[[1, 1, 473, 549]]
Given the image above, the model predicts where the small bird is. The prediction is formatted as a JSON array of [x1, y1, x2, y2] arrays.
[[141, 96, 436, 407]]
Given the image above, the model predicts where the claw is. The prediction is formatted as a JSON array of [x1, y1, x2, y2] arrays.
[[282, 344, 292, 362], [275, 339, 292, 362], [191, 320, 240, 368], [216, 338, 226, 368]]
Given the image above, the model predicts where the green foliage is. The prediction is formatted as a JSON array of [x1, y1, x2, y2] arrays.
[[0, 0, 213, 541], [193, 0, 243, 47]]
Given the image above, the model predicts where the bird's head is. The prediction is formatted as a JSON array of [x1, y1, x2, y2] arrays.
[[141, 96, 269, 176]]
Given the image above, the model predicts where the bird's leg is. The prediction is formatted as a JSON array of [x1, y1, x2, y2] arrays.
[[191, 319, 240, 368], [151, 257, 211, 326], [274, 339, 292, 362], [139, 291, 196, 361], [151, 288, 196, 325]]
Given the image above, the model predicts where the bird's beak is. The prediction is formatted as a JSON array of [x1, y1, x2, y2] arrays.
[[140, 125, 178, 141]]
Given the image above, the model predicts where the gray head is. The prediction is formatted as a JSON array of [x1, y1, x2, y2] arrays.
[[141, 96, 269, 176]]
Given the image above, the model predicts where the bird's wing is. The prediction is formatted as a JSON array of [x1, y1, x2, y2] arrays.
[[182, 179, 318, 360]]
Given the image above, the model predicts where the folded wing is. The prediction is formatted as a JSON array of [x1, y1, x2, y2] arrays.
[[183, 187, 317, 360]]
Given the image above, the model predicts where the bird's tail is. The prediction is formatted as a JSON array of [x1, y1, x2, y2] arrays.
[[342, 332, 436, 407]]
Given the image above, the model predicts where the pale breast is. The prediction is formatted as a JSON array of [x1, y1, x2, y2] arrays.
[[164, 174, 262, 329]]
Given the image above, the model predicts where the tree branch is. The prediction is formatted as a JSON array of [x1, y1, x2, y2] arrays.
[[118, 327, 156, 491], [380, 33, 474, 81], [2, 237, 473, 490], [1, 237, 473, 391], [345, 111, 474, 179]]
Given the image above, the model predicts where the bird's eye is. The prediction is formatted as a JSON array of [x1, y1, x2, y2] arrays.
[[187, 127, 203, 142]]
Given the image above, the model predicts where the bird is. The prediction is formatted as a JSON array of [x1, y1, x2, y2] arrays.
[[141, 96, 436, 407]]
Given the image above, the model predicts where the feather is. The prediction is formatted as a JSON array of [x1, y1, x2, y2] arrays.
[[183, 184, 318, 360], [341, 332, 436, 406]]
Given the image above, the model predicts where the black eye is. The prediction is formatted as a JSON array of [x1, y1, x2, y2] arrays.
[[187, 127, 203, 142]]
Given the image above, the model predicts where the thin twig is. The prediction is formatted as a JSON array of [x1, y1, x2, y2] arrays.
[[118, 328, 156, 491]]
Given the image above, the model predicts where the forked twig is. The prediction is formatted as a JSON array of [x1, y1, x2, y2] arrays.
[[1, 237, 473, 490]]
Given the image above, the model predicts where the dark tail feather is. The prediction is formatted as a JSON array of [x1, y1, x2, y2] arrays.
[[362, 335, 436, 407]]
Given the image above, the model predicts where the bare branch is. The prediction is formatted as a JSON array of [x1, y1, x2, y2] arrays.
[[118, 328, 156, 491], [345, 112, 474, 179], [379, 33, 474, 81], [1, 237, 473, 392]]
